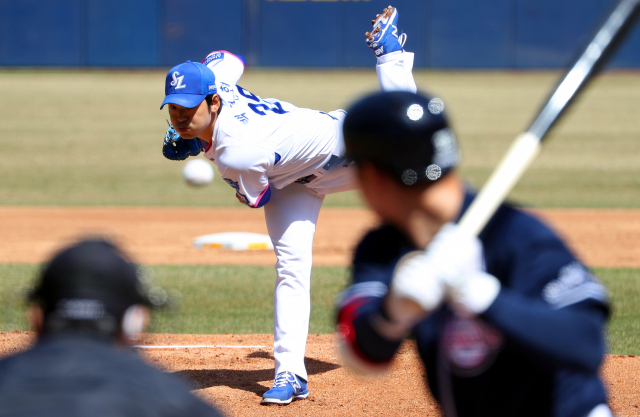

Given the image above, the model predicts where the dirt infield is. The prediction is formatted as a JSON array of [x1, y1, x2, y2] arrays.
[[1, 207, 639, 415], [1, 207, 640, 267], [1, 331, 638, 416]]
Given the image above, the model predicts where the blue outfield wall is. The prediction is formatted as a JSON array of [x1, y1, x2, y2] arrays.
[[0, 0, 638, 68]]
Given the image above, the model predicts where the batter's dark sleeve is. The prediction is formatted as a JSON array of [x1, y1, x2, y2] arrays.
[[481, 209, 610, 373], [483, 291, 607, 372], [337, 226, 412, 368]]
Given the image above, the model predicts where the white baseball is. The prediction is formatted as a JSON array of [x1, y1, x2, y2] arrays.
[[182, 159, 214, 186]]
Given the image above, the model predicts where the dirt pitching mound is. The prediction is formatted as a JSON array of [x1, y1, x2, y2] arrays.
[[1, 332, 638, 416]]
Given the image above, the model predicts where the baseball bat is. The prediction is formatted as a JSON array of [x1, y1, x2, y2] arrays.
[[457, 0, 640, 237]]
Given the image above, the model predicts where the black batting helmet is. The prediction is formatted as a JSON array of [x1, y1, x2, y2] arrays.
[[343, 90, 460, 185]]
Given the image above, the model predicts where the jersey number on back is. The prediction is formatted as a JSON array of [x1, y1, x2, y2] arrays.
[[237, 86, 289, 116]]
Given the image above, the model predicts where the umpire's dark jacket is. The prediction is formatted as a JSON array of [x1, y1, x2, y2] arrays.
[[0, 332, 224, 417]]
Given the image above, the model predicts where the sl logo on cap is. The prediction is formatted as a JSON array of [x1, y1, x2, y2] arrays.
[[171, 72, 186, 90]]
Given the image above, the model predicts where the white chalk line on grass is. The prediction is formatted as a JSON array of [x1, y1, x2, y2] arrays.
[[134, 344, 267, 349]]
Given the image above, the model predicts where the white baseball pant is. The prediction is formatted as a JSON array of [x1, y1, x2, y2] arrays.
[[266, 51, 417, 381]]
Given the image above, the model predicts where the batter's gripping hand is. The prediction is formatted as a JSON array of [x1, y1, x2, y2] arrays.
[[387, 250, 445, 326], [425, 223, 501, 317], [162, 121, 204, 161]]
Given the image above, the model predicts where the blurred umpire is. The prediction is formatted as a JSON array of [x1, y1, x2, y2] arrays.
[[0, 238, 224, 417], [336, 91, 612, 417]]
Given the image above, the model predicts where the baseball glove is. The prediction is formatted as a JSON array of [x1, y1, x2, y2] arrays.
[[162, 120, 204, 161]]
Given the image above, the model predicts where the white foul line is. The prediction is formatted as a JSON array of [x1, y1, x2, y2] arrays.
[[134, 345, 267, 349]]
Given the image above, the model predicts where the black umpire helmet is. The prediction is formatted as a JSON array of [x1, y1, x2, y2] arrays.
[[343, 90, 460, 186], [29, 238, 153, 336]]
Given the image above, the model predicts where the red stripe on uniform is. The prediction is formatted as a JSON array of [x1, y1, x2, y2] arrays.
[[337, 299, 394, 366], [248, 185, 270, 208]]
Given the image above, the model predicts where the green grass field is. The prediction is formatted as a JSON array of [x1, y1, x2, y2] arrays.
[[1, 69, 640, 207], [1, 264, 638, 355], [1, 69, 638, 354]]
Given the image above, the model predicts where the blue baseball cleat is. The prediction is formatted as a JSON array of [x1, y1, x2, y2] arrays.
[[366, 5, 407, 57], [261, 372, 309, 405]]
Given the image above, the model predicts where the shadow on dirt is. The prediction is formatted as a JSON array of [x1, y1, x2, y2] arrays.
[[172, 353, 341, 396]]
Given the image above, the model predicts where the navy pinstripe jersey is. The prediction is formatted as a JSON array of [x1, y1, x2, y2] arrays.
[[337, 192, 610, 417]]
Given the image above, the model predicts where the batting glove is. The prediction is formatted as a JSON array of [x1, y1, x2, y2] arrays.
[[162, 121, 204, 161], [424, 222, 501, 317], [386, 250, 445, 327]]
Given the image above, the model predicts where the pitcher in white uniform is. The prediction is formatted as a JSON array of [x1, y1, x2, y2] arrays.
[[160, 6, 415, 405]]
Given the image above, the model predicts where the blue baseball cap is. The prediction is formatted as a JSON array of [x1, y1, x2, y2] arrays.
[[160, 60, 217, 110]]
